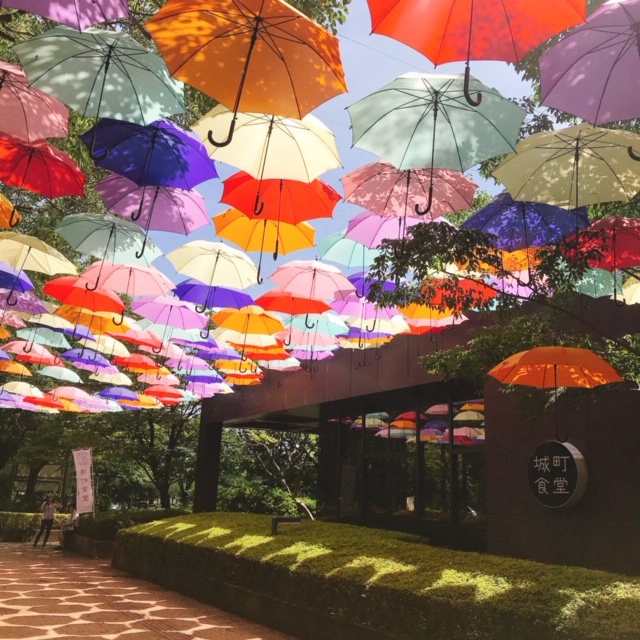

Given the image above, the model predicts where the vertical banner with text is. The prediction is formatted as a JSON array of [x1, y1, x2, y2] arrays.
[[72, 448, 94, 514]]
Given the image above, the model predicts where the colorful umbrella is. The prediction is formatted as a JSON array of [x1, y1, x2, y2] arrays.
[[453, 410, 485, 423], [192, 106, 341, 182], [166, 241, 258, 291], [367, 0, 584, 104], [0, 61, 68, 143], [37, 365, 82, 384], [341, 162, 476, 220], [131, 295, 207, 330], [0, 135, 84, 198], [0, 381, 43, 397], [213, 305, 284, 336], [43, 276, 124, 314], [0, 232, 77, 277], [317, 231, 380, 269], [213, 208, 315, 281], [540, 0, 640, 125], [221, 172, 340, 223], [55, 305, 131, 335], [345, 210, 424, 248], [0, 289, 47, 315], [462, 193, 589, 251], [88, 370, 132, 385], [97, 386, 138, 402], [146, 0, 346, 142], [0, 360, 32, 377], [16, 327, 71, 350], [255, 290, 331, 316], [56, 212, 162, 266], [172, 279, 253, 313], [81, 262, 174, 297], [139, 372, 181, 386], [575, 269, 623, 299], [60, 348, 112, 370], [15, 27, 184, 126], [76, 334, 129, 358], [0, 194, 21, 229], [493, 123, 640, 209], [80, 119, 217, 190], [347, 73, 525, 214], [112, 353, 163, 373]]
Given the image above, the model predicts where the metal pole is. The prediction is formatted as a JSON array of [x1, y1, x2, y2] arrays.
[[448, 382, 459, 532]]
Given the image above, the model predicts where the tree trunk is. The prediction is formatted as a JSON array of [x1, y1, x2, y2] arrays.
[[159, 485, 171, 509], [22, 462, 46, 511]]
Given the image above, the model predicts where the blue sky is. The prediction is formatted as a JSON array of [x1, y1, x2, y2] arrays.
[[150, 0, 533, 296]]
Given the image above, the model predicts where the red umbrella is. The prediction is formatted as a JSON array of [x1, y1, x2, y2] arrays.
[[106, 328, 163, 351], [222, 171, 341, 222], [2, 340, 58, 366], [44, 276, 124, 314], [111, 353, 161, 372], [24, 394, 65, 410], [255, 290, 332, 316], [0, 134, 84, 198]]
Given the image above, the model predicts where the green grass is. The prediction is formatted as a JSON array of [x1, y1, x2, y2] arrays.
[[115, 512, 640, 640]]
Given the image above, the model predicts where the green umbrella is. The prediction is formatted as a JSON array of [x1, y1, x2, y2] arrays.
[[574, 268, 623, 299], [317, 230, 380, 269], [14, 26, 184, 126], [56, 213, 162, 275], [347, 72, 525, 214], [16, 327, 71, 349], [37, 365, 83, 384]]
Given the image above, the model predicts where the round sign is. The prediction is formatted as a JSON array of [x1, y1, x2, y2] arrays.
[[527, 441, 587, 508]]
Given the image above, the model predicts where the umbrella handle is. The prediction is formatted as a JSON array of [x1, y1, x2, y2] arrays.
[[200, 324, 211, 340], [415, 184, 433, 216], [254, 196, 265, 216], [358, 334, 364, 350], [195, 303, 206, 314], [85, 279, 99, 292], [283, 329, 292, 347], [9, 207, 19, 228], [272, 237, 279, 261], [365, 319, 376, 333], [112, 310, 125, 326], [355, 287, 365, 299], [23, 341, 33, 354], [256, 264, 264, 285], [304, 314, 315, 330], [207, 116, 237, 148], [629, 146, 640, 161], [135, 236, 148, 260], [555, 422, 568, 443], [151, 345, 162, 355], [6, 290, 17, 306], [463, 65, 482, 107]]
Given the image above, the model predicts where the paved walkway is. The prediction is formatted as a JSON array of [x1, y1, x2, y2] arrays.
[[0, 543, 295, 640]]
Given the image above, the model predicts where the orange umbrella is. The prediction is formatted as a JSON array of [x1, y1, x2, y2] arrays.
[[488, 346, 623, 390], [44, 276, 124, 314], [0, 193, 20, 229], [146, 0, 347, 143], [54, 305, 131, 335], [213, 305, 284, 336], [0, 359, 32, 376], [0, 326, 10, 340], [111, 353, 163, 373]]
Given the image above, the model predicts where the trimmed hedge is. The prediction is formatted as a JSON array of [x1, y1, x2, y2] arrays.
[[114, 513, 640, 640], [76, 508, 188, 540], [0, 511, 67, 542]]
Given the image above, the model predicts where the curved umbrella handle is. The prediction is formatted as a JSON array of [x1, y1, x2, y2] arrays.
[[88, 349, 99, 362], [9, 207, 19, 228], [254, 194, 265, 216], [256, 265, 264, 285], [415, 184, 433, 216], [355, 287, 365, 299], [358, 334, 364, 350], [628, 146, 640, 161], [135, 235, 148, 260], [112, 310, 124, 326], [239, 361, 248, 374], [463, 65, 482, 107], [282, 330, 292, 347], [131, 197, 145, 223], [6, 290, 17, 306], [23, 341, 33, 354], [365, 319, 376, 333], [85, 279, 99, 292], [199, 326, 210, 340], [92, 148, 109, 162], [151, 345, 162, 355], [195, 303, 206, 314], [53, 355, 61, 366], [304, 314, 315, 330], [207, 116, 237, 148]]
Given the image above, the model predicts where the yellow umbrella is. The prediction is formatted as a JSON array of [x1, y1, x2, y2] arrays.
[[0, 360, 32, 376], [0, 231, 76, 274], [213, 305, 284, 336], [0, 381, 42, 396], [0, 327, 10, 340], [76, 334, 130, 358], [54, 305, 132, 334]]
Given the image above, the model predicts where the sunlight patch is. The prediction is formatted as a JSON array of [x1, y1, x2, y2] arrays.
[[223, 535, 272, 554], [162, 522, 197, 538], [263, 542, 332, 569], [423, 569, 527, 602], [328, 556, 415, 585], [182, 526, 232, 545], [135, 519, 171, 533]]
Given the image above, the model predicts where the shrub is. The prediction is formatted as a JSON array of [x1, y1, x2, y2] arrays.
[[76, 508, 189, 540], [0, 511, 67, 542], [114, 512, 640, 640]]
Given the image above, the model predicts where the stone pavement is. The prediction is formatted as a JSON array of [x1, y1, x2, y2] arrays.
[[0, 543, 295, 640]]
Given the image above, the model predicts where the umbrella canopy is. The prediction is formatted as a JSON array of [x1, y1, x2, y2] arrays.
[[540, 0, 640, 125], [488, 346, 623, 389], [0, 61, 68, 142], [15, 27, 184, 126], [317, 231, 380, 269], [0, 289, 47, 315], [55, 305, 131, 335], [270, 260, 355, 300], [192, 106, 341, 182], [112, 353, 163, 373], [97, 386, 138, 402], [96, 174, 210, 235], [60, 348, 112, 370], [43, 276, 124, 314], [81, 262, 174, 297], [166, 241, 258, 291], [222, 172, 340, 224], [76, 335, 130, 358], [462, 193, 589, 251], [213, 305, 285, 336], [16, 327, 71, 349], [0, 135, 84, 198], [345, 210, 425, 249], [453, 410, 485, 422], [131, 295, 207, 330], [5, 0, 130, 31], [172, 279, 253, 313], [347, 72, 526, 178], [37, 365, 82, 383], [0, 194, 21, 229], [146, 0, 346, 123], [139, 372, 181, 386], [341, 162, 476, 220], [80, 119, 217, 190], [0, 232, 77, 275], [576, 268, 623, 299], [0, 360, 32, 376], [493, 123, 640, 209], [56, 212, 162, 266], [255, 290, 331, 316], [1, 381, 43, 397]]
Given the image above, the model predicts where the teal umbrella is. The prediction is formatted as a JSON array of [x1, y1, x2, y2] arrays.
[[14, 27, 184, 126], [575, 268, 623, 299], [289, 313, 348, 337], [317, 230, 380, 269], [37, 366, 83, 384], [16, 327, 71, 349], [56, 213, 162, 271], [347, 72, 525, 214]]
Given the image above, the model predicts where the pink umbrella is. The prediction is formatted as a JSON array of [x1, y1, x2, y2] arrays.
[[139, 341, 185, 360], [345, 211, 448, 249], [165, 355, 211, 371], [0, 62, 68, 142], [3, 0, 130, 31], [138, 372, 181, 386], [49, 386, 92, 402], [2, 340, 58, 364], [131, 295, 207, 330], [341, 162, 476, 220], [96, 174, 210, 234], [81, 262, 174, 297], [332, 294, 398, 321], [186, 382, 229, 398], [282, 328, 340, 348], [0, 310, 26, 328], [288, 348, 335, 361]]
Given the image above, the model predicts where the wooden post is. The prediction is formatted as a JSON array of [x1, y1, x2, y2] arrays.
[[193, 421, 223, 513]]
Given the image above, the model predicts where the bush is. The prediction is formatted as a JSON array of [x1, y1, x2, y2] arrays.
[[0, 511, 67, 542], [114, 512, 640, 640], [76, 508, 189, 540]]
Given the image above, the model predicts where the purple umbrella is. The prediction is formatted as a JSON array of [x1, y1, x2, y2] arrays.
[[96, 174, 211, 235], [540, 0, 640, 124], [332, 294, 398, 322], [165, 355, 211, 371], [0, 262, 33, 292], [3, 0, 130, 31], [186, 382, 226, 398], [347, 272, 396, 299], [289, 348, 335, 361], [60, 348, 112, 370], [0, 289, 47, 314], [184, 371, 224, 384], [172, 279, 254, 313], [345, 210, 423, 249], [424, 419, 448, 431], [131, 295, 207, 330], [97, 386, 138, 402], [195, 346, 241, 361], [80, 119, 217, 190]]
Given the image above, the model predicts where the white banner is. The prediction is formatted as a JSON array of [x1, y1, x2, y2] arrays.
[[72, 448, 94, 514]]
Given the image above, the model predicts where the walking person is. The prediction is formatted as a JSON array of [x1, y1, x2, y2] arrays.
[[33, 494, 61, 547]]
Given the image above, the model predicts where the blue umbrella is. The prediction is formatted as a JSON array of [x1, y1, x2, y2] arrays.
[[462, 193, 589, 251], [80, 118, 217, 190], [0, 262, 33, 292], [97, 386, 139, 402], [172, 279, 253, 312], [183, 371, 224, 384], [348, 272, 397, 299], [60, 348, 111, 369]]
